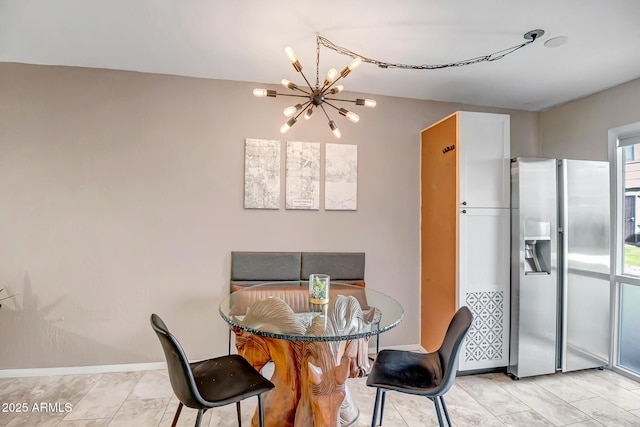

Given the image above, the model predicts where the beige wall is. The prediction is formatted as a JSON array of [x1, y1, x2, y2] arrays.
[[0, 63, 539, 369], [540, 78, 640, 160]]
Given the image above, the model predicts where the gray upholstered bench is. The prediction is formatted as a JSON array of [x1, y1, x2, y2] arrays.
[[227, 251, 366, 354], [230, 251, 365, 292]]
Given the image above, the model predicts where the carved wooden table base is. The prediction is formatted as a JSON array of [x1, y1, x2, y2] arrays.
[[232, 296, 377, 427]]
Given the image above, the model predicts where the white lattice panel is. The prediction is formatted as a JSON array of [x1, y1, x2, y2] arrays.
[[460, 291, 508, 370]]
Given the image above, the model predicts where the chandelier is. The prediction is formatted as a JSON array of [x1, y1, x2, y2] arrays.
[[254, 30, 544, 138], [253, 35, 374, 139]]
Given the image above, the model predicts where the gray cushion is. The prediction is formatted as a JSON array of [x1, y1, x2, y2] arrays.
[[300, 252, 365, 280], [230, 252, 301, 281]]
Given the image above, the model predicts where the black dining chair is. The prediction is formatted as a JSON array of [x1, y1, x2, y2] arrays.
[[150, 314, 274, 427], [366, 306, 473, 427]]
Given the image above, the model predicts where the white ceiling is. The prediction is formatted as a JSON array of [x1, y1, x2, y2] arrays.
[[2, 0, 640, 111]]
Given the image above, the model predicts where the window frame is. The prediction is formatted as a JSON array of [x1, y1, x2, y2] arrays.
[[608, 122, 640, 381]]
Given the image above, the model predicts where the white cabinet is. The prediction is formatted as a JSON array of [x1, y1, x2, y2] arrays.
[[458, 208, 510, 371], [420, 111, 510, 372], [458, 112, 510, 208]]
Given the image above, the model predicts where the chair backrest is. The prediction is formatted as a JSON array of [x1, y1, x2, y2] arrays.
[[150, 314, 205, 408], [436, 306, 473, 394]]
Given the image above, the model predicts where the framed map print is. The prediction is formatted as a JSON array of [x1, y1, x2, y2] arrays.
[[244, 138, 281, 209], [286, 141, 320, 210], [325, 143, 357, 210]]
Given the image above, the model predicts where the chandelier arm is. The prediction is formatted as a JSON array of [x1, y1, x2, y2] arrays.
[[290, 86, 312, 95], [293, 102, 312, 121], [296, 68, 316, 92], [278, 93, 312, 99], [322, 100, 343, 113], [319, 104, 332, 121], [322, 73, 346, 93], [324, 97, 357, 103], [318, 33, 538, 70]]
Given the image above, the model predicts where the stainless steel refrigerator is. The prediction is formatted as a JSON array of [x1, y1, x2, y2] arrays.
[[509, 157, 611, 379]]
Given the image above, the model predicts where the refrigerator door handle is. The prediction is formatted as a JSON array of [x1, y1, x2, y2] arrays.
[[560, 161, 569, 372]]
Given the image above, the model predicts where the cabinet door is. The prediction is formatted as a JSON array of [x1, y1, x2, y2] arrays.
[[458, 112, 510, 208], [458, 207, 510, 370], [420, 114, 459, 352]]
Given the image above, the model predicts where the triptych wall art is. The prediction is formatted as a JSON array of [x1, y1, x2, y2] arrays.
[[243, 138, 357, 211]]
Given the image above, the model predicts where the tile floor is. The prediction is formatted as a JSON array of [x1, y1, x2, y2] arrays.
[[1, 366, 640, 426]]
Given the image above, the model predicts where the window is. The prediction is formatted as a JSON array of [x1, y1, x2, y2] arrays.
[[619, 282, 640, 372], [622, 142, 640, 274], [611, 123, 640, 379]]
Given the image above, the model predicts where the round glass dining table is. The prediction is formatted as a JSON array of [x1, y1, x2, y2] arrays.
[[219, 282, 404, 427]]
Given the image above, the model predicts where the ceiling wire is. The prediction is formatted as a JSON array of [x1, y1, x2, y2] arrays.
[[317, 30, 543, 70]]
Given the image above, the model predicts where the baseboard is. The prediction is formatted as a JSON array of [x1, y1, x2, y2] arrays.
[[457, 366, 507, 377], [0, 362, 167, 378], [2, 344, 425, 378]]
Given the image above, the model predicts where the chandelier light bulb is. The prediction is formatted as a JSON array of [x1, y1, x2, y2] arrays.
[[341, 57, 363, 77], [348, 57, 363, 71], [329, 120, 342, 139], [285, 47, 297, 63], [338, 108, 360, 123], [283, 104, 302, 117], [281, 79, 297, 89], [356, 98, 377, 108], [304, 108, 314, 120], [283, 106, 296, 117], [253, 88, 266, 97], [280, 117, 297, 134], [285, 47, 302, 72], [324, 68, 338, 85], [329, 85, 344, 95], [346, 111, 360, 123]]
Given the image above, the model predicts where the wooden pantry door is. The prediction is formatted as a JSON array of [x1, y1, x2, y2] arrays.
[[420, 113, 459, 352]]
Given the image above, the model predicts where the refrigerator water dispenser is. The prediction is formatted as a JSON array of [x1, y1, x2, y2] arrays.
[[524, 221, 551, 275]]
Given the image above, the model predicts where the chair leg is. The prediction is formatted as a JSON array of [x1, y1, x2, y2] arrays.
[[432, 397, 445, 427], [379, 390, 387, 425], [228, 327, 232, 355], [371, 388, 382, 427], [236, 401, 242, 426], [439, 396, 452, 427], [195, 408, 204, 427], [258, 394, 265, 427], [170, 402, 183, 427]]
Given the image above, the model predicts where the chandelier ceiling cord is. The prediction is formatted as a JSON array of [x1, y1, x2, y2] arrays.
[[254, 29, 544, 138], [318, 29, 545, 69]]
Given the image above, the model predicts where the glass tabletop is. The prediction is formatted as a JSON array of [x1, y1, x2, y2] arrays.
[[219, 282, 404, 342]]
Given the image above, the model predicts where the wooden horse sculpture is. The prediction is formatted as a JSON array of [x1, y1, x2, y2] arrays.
[[329, 295, 380, 425], [233, 297, 306, 427], [294, 315, 350, 427], [327, 295, 377, 378]]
